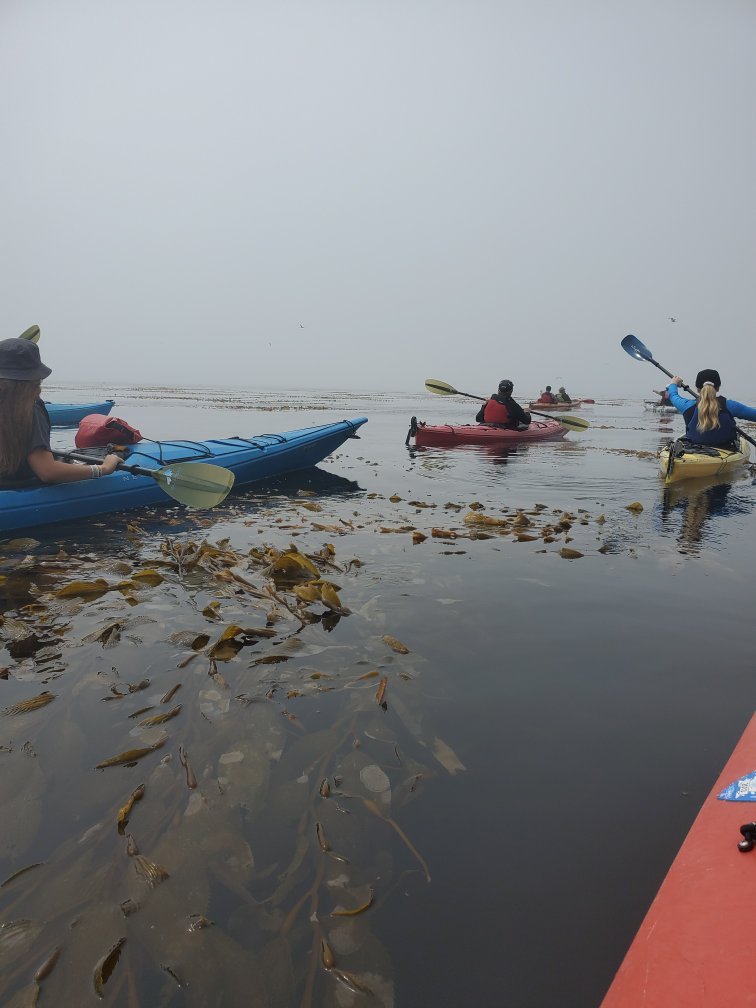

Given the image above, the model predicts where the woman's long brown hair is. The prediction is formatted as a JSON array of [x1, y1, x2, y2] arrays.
[[696, 383, 721, 432], [0, 379, 43, 477]]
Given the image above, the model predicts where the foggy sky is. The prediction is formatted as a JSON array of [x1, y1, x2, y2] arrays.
[[2, 0, 755, 397]]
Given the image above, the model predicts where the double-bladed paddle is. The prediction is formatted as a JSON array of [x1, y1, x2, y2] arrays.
[[424, 379, 590, 431], [53, 449, 235, 509], [620, 334, 756, 451]]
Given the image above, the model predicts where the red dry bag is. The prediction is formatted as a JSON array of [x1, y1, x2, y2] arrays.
[[75, 415, 143, 449]]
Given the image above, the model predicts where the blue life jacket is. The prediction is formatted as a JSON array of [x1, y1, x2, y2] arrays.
[[683, 397, 737, 447]]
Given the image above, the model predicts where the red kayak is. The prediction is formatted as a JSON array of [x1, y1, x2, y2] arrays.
[[411, 419, 566, 447], [601, 711, 756, 1008]]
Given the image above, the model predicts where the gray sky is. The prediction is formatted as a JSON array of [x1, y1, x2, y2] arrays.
[[2, 0, 755, 396]]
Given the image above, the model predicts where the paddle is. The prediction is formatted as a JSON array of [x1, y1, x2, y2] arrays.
[[52, 449, 235, 508], [621, 334, 756, 451], [424, 379, 590, 431], [19, 325, 41, 344]]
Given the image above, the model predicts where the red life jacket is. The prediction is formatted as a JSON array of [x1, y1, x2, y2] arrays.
[[482, 398, 510, 423], [539, 392, 556, 403]]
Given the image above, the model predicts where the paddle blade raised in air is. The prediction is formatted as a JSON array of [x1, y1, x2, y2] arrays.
[[19, 325, 41, 344], [621, 334, 653, 362]]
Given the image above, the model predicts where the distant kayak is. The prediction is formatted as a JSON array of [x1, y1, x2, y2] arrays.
[[0, 418, 367, 534], [527, 400, 577, 411], [527, 399, 592, 410], [411, 419, 566, 447], [601, 711, 756, 1008], [44, 400, 115, 427], [659, 436, 750, 484]]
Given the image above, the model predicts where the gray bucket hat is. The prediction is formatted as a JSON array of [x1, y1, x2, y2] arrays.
[[0, 338, 52, 381]]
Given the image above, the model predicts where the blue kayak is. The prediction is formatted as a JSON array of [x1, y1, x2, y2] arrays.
[[0, 418, 367, 534], [44, 400, 115, 427]]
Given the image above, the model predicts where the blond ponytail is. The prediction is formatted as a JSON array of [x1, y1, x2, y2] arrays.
[[696, 383, 720, 433]]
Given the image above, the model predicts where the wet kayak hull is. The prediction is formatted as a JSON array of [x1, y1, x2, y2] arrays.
[[601, 712, 756, 1008], [0, 418, 367, 534], [44, 400, 115, 426], [413, 420, 566, 446], [659, 437, 750, 484]]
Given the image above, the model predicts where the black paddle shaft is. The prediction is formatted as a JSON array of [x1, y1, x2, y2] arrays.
[[54, 449, 153, 479]]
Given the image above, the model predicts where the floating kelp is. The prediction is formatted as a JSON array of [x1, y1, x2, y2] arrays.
[[116, 783, 145, 832], [263, 548, 319, 582], [0, 472, 628, 1007], [127, 678, 150, 693], [382, 636, 409, 654], [95, 735, 168, 769], [169, 630, 211, 650], [55, 579, 112, 599], [92, 936, 126, 997], [0, 862, 45, 888], [160, 683, 181, 703], [132, 854, 170, 888], [2, 692, 55, 716], [80, 620, 123, 648], [331, 887, 374, 917], [139, 704, 182, 727], [179, 745, 198, 788]]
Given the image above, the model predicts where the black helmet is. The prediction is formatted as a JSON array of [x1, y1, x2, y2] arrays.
[[498, 379, 513, 396]]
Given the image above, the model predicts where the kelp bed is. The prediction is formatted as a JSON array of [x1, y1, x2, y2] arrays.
[[0, 483, 618, 1007]]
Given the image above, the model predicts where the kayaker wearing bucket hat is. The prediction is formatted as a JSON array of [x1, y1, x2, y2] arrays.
[[667, 369, 756, 448], [0, 338, 121, 483], [476, 380, 531, 429]]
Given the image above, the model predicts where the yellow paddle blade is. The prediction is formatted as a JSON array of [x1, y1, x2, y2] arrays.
[[555, 414, 589, 431], [19, 325, 40, 344], [425, 378, 459, 396], [150, 462, 235, 509]]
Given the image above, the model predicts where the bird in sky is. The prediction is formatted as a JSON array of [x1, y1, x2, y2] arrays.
[[299, 323, 304, 328], [669, 317, 676, 322]]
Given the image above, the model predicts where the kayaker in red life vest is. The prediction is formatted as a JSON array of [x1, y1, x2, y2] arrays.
[[538, 386, 557, 404], [667, 369, 756, 448], [476, 380, 531, 429], [0, 338, 121, 484]]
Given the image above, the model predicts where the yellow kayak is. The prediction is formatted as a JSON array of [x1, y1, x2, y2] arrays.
[[659, 436, 751, 484]]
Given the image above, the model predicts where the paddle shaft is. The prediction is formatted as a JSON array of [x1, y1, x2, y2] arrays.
[[54, 449, 161, 479], [51, 449, 235, 508], [444, 388, 577, 425], [647, 358, 756, 452]]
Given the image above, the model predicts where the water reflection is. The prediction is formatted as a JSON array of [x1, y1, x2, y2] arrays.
[[407, 442, 516, 467], [407, 438, 587, 468], [658, 478, 755, 554]]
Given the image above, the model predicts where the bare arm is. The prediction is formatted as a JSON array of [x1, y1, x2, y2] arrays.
[[27, 450, 122, 484]]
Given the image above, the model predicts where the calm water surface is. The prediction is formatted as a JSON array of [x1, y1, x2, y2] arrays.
[[1, 385, 755, 1007]]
